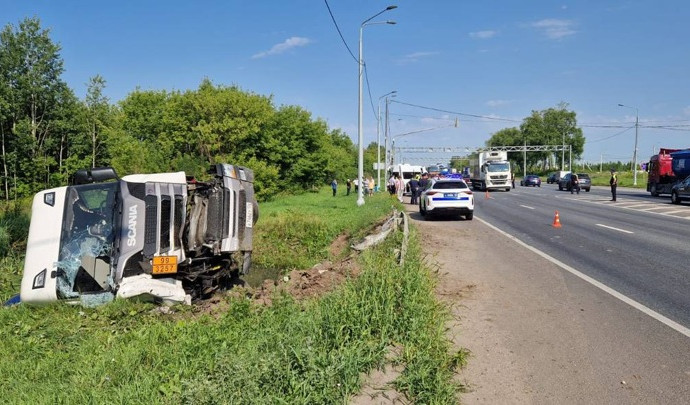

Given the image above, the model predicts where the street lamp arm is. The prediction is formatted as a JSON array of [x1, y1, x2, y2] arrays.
[[362, 5, 397, 25]]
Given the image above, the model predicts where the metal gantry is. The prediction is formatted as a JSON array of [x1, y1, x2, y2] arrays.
[[393, 144, 573, 174]]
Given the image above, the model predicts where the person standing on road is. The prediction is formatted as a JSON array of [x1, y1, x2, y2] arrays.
[[609, 169, 618, 201], [409, 175, 420, 205], [367, 176, 375, 196], [346, 179, 352, 196], [418, 173, 429, 205], [570, 173, 580, 195], [511, 172, 515, 189], [331, 178, 338, 197]]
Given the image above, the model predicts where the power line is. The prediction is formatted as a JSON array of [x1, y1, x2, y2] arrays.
[[391, 100, 521, 123], [586, 126, 634, 143], [363, 63, 377, 117], [323, 0, 358, 63]]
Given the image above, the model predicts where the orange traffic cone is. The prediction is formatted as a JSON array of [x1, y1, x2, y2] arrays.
[[552, 210, 562, 228], [485, 190, 490, 200]]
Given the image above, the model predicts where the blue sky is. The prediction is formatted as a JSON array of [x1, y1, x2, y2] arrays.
[[3, 0, 690, 166]]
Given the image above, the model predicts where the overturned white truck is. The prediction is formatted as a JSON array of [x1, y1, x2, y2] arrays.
[[20, 164, 258, 306]]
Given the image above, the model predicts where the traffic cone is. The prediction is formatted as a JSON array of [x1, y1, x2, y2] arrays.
[[552, 210, 562, 228], [485, 190, 490, 200]]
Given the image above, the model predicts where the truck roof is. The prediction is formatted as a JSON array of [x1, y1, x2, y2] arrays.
[[670, 149, 690, 159]]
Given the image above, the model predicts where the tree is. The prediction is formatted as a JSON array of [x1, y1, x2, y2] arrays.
[[486, 103, 585, 172], [0, 17, 72, 197], [84, 75, 111, 168]]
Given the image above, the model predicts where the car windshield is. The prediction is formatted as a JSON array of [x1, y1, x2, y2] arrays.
[[487, 163, 510, 172], [57, 182, 120, 298], [433, 181, 468, 190]]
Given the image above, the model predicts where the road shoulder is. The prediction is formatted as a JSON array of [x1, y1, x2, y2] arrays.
[[407, 202, 690, 404]]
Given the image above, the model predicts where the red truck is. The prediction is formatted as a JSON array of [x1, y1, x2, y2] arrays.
[[646, 148, 690, 196]]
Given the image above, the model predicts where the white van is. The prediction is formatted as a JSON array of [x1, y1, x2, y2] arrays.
[[390, 164, 426, 195]]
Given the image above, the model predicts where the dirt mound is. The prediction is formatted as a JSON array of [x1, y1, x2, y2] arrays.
[[248, 256, 360, 306]]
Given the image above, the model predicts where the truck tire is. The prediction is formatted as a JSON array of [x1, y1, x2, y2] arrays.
[[505, 187, 510, 192], [672, 191, 681, 205], [481, 181, 486, 191], [650, 183, 659, 197]]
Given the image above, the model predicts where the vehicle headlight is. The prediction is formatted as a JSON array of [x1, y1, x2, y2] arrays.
[[32, 269, 46, 289]]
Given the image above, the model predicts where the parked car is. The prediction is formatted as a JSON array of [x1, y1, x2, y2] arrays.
[[558, 173, 591, 192], [671, 175, 690, 204], [520, 175, 541, 187], [419, 178, 474, 220], [546, 172, 557, 184], [576, 173, 591, 192]]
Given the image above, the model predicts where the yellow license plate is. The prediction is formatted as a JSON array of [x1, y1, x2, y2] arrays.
[[152, 256, 178, 275]]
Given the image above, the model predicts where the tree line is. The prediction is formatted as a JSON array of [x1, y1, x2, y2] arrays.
[[482, 103, 585, 173], [0, 17, 370, 202]]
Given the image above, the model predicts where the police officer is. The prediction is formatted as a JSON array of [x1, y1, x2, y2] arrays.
[[417, 173, 430, 205], [609, 169, 617, 201], [409, 175, 420, 205], [570, 173, 580, 194]]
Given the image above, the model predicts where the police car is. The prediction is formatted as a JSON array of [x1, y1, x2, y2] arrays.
[[419, 178, 474, 220]]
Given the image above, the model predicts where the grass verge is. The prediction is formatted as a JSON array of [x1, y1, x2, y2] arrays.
[[0, 189, 463, 403]]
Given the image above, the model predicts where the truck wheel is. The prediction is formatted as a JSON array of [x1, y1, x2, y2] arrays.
[[481, 181, 486, 191], [506, 188, 510, 192], [672, 191, 681, 205], [650, 183, 659, 197]]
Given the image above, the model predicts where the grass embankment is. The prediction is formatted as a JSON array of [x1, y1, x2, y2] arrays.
[[534, 170, 647, 189], [588, 170, 647, 188], [0, 189, 463, 404]]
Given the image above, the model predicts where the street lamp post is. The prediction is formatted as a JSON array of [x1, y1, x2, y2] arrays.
[[618, 103, 639, 186], [357, 5, 397, 206], [377, 91, 396, 192]]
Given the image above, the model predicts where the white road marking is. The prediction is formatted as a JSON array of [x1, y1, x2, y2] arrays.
[[476, 216, 690, 339], [662, 209, 689, 215], [638, 206, 669, 211], [618, 203, 654, 208], [595, 223, 634, 234], [553, 194, 690, 221], [519, 204, 535, 210]]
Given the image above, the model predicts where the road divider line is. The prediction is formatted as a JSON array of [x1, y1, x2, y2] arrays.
[[476, 216, 690, 339], [595, 223, 634, 234], [519, 204, 535, 210]]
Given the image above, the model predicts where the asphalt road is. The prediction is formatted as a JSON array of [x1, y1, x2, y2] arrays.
[[474, 182, 690, 330], [407, 184, 690, 402]]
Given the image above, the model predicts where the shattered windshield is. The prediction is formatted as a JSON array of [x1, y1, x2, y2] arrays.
[[487, 163, 510, 172], [56, 182, 120, 299]]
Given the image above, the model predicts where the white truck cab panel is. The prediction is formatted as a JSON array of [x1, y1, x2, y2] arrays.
[[20, 187, 67, 304]]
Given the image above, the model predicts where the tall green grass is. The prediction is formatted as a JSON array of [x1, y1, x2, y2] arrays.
[[0, 201, 31, 302], [0, 189, 462, 403]]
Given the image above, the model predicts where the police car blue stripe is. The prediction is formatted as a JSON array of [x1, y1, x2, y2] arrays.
[[432, 197, 470, 201]]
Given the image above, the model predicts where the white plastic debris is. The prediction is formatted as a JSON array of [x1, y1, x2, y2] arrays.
[[116, 274, 191, 306]]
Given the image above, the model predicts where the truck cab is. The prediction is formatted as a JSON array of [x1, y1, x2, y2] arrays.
[[20, 164, 257, 305], [647, 148, 681, 196]]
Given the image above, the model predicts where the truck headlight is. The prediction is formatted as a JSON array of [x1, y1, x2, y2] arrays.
[[32, 269, 46, 289], [44, 192, 55, 206]]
